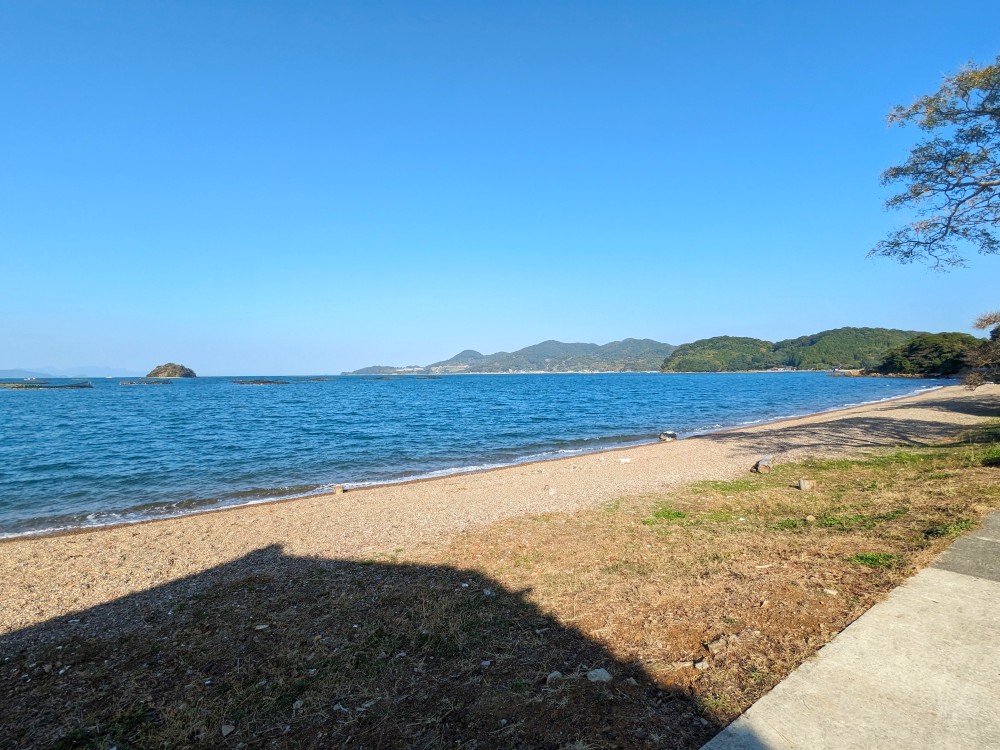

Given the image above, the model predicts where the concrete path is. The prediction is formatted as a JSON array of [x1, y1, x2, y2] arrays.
[[701, 512, 1000, 750]]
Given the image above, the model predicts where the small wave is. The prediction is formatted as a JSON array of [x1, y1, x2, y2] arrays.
[[0, 379, 946, 539]]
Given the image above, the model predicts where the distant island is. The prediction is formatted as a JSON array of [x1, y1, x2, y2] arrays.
[[344, 339, 678, 375], [146, 363, 197, 378], [346, 327, 982, 376]]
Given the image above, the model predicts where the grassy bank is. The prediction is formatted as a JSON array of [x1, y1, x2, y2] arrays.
[[3, 423, 999, 749]]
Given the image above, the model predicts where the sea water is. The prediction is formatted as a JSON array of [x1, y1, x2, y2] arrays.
[[0, 372, 944, 537]]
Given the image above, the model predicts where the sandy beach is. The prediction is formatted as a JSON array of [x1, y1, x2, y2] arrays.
[[2, 383, 997, 638]]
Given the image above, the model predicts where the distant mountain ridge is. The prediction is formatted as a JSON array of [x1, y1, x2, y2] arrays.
[[0, 369, 52, 379], [661, 327, 925, 372], [0, 366, 144, 378], [348, 327, 935, 376], [346, 338, 678, 374]]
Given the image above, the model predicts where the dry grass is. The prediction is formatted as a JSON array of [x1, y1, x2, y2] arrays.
[[2, 423, 999, 749]]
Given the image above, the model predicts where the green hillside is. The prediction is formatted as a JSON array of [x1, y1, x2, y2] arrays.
[[345, 338, 677, 374], [658, 336, 777, 372], [875, 332, 982, 376], [345, 328, 929, 375], [661, 328, 924, 372]]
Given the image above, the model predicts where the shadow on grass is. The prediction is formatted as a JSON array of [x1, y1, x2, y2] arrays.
[[1, 545, 723, 749]]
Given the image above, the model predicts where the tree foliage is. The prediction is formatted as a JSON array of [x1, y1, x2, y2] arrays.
[[964, 310, 1000, 388], [661, 328, 921, 372], [870, 57, 1000, 269], [875, 332, 981, 376]]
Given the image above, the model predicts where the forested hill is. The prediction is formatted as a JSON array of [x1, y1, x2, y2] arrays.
[[345, 339, 677, 374], [660, 328, 924, 372]]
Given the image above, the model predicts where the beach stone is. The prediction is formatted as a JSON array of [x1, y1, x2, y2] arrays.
[[672, 660, 695, 670], [694, 659, 709, 670], [806, 514, 817, 522], [221, 724, 235, 737], [587, 668, 612, 682], [546, 670, 563, 684], [706, 636, 728, 655], [798, 479, 817, 491], [659, 431, 678, 441], [752, 455, 774, 474]]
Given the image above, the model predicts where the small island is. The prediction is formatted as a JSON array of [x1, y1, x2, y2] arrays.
[[146, 363, 197, 378]]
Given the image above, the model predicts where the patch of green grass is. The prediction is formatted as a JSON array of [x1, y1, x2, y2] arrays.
[[799, 457, 862, 472], [875, 508, 909, 521], [862, 451, 935, 468], [744, 664, 770, 685], [959, 420, 1000, 445], [847, 552, 904, 569], [653, 508, 686, 521], [820, 507, 907, 532], [924, 519, 976, 538], [820, 514, 872, 531], [925, 471, 956, 480], [643, 506, 687, 525], [774, 518, 802, 531], [694, 479, 763, 493], [979, 445, 1000, 467], [510, 679, 531, 694], [700, 694, 737, 716]]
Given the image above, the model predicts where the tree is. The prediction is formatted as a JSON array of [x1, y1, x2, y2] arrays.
[[869, 57, 1000, 269], [875, 332, 981, 376], [964, 311, 1000, 388]]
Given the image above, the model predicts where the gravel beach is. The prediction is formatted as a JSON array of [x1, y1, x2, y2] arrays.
[[2, 383, 996, 637]]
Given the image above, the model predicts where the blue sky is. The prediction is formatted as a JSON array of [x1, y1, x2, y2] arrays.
[[2, 1, 998, 375]]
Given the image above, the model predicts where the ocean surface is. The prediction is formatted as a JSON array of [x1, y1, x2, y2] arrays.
[[0, 372, 945, 538]]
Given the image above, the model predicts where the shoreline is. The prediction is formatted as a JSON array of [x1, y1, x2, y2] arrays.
[[0, 381, 947, 543], [2, 383, 997, 638]]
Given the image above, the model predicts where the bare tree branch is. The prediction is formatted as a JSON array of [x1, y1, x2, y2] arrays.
[[871, 56, 1000, 269]]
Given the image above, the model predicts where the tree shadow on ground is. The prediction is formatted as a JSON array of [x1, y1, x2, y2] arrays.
[[697, 415, 971, 456], [877, 392, 1000, 419], [699, 389, 1000, 458], [0, 545, 722, 749]]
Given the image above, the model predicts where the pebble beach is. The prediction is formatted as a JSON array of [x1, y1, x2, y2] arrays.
[[2, 383, 996, 638]]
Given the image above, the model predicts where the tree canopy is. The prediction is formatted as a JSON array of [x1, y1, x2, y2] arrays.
[[964, 311, 1000, 388], [875, 332, 981, 376], [660, 328, 921, 372], [870, 57, 1000, 269]]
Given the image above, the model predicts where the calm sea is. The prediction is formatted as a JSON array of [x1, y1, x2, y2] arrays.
[[0, 372, 944, 538]]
